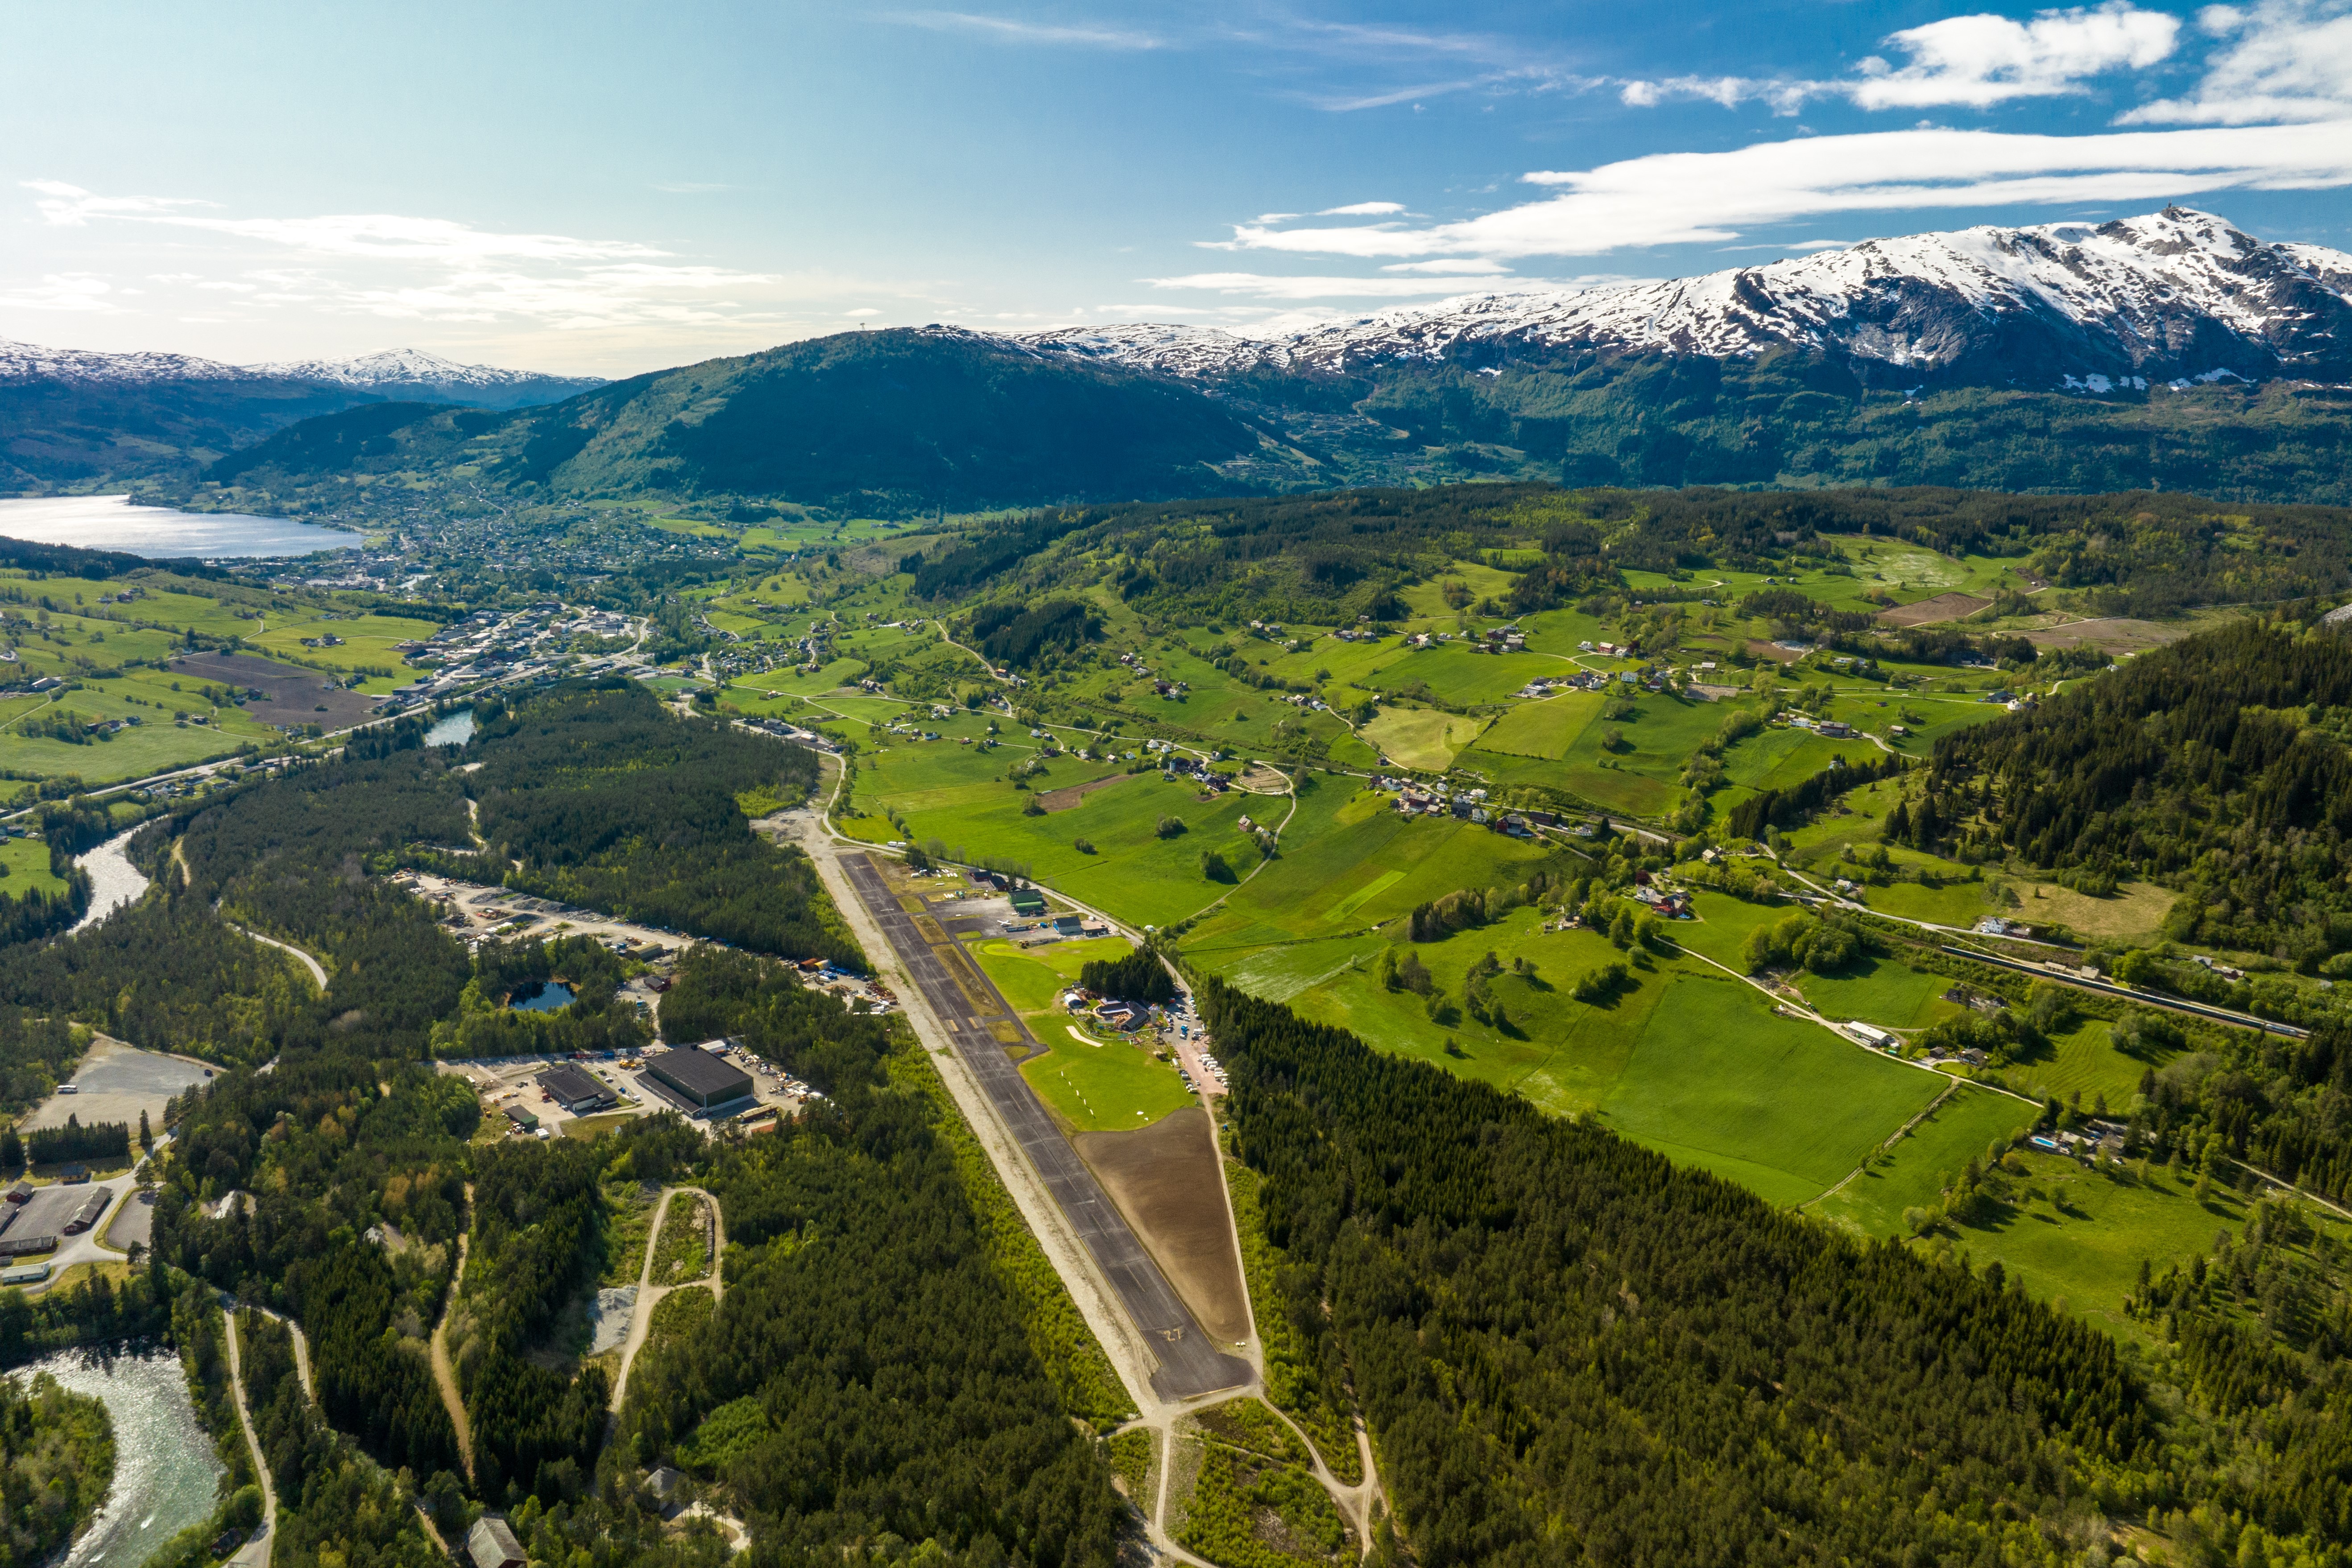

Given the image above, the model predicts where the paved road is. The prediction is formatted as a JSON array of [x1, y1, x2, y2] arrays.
[[838, 852, 1247, 1401]]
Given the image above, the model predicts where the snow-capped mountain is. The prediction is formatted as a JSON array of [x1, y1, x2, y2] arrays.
[[248, 347, 604, 404], [0, 339, 601, 407], [1025, 208, 2352, 390], [0, 339, 254, 384]]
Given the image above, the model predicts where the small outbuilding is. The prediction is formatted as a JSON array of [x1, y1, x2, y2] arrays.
[[468, 1517, 526, 1568]]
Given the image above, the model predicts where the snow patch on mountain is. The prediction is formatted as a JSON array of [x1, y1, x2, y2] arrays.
[[1021, 207, 2352, 388], [0, 339, 602, 397], [248, 347, 600, 394]]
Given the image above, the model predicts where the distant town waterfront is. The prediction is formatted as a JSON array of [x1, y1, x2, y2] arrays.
[[0, 495, 360, 558]]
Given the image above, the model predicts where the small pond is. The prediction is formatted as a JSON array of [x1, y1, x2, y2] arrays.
[[507, 980, 575, 1013], [422, 709, 476, 748]]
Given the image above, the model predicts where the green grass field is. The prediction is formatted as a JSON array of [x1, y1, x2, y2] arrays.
[[1472, 691, 1603, 759], [970, 935, 1132, 1017], [1592, 975, 1946, 1205], [0, 837, 69, 899], [1019, 1030, 1195, 1131], [1812, 1084, 2035, 1235], [1358, 707, 1486, 771], [1793, 958, 1956, 1030], [1366, 644, 1549, 706]]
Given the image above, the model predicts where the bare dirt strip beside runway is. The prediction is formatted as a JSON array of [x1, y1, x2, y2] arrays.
[[838, 852, 1248, 1401]]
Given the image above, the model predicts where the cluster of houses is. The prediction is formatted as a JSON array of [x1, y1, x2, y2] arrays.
[[1164, 755, 1231, 792], [1781, 713, 1858, 739], [1404, 626, 1527, 654], [1627, 873, 1695, 919]]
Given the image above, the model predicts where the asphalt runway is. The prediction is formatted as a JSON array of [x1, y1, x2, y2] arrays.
[[840, 853, 1248, 1401]]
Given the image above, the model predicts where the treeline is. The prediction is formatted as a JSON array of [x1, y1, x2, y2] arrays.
[[295, 1244, 461, 1481], [26, 1115, 126, 1166], [1207, 976, 2159, 1567], [0, 1014, 82, 1118], [455, 683, 858, 967], [0, 1252, 174, 1366], [0, 875, 87, 948], [618, 948, 1121, 1567], [237, 1307, 448, 1568], [0, 898, 314, 1066], [1076, 943, 1172, 1004], [153, 1052, 477, 1489], [1930, 618, 2352, 963]]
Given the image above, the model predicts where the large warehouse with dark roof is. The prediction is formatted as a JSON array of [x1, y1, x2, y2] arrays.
[[642, 1047, 756, 1117]]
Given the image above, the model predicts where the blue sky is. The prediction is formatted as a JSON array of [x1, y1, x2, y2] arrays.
[[4, 0, 2349, 375]]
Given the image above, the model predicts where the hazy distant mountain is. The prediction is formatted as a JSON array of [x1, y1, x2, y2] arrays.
[[0, 338, 605, 490], [244, 348, 605, 408]]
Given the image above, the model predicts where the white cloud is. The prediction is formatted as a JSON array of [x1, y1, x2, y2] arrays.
[[25, 180, 209, 226], [1318, 201, 1406, 215], [1214, 120, 2352, 260], [0, 272, 115, 311], [884, 11, 1162, 49], [844, 308, 884, 318], [1380, 258, 1513, 273], [1851, 3, 2179, 108], [1143, 271, 1511, 300], [18, 183, 786, 331], [2121, 0, 2352, 123], [1620, 3, 2179, 115]]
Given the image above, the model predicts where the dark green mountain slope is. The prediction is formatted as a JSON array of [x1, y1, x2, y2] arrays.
[[0, 376, 373, 490], [195, 328, 1279, 514]]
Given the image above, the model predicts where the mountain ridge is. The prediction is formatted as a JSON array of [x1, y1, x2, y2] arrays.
[[1020, 208, 2352, 391]]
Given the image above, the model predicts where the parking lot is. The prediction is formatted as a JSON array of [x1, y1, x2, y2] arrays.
[[23, 1038, 213, 1137]]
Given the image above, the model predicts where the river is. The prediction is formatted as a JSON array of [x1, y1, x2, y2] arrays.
[[69, 828, 152, 935], [0, 495, 360, 559], [15, 1346, 224, 1568]]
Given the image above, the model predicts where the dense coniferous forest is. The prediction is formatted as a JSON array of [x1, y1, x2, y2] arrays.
[[0, 672, 1120, 1565], [1202, 976, 2352, 1568], [452, 683, 859, 966], [620, 946, 1122, 1566]]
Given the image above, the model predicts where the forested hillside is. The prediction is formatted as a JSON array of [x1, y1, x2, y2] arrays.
[[1207, 977, 2352, 1566], [146, 327, 2352, 517], [1930, 615, 2352, 963], [182, 328, 1269, 516], [449, 681, 859, 966]]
